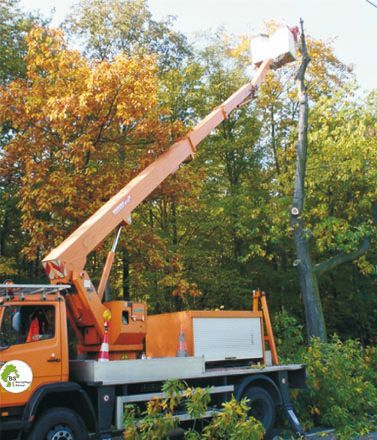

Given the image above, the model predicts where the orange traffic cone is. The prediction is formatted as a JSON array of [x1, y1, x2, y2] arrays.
[[176, 325, 188, 357], [98, 321, 110, 362]]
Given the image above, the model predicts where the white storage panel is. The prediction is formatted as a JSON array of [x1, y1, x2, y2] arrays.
[[193, 317, 263, 362]]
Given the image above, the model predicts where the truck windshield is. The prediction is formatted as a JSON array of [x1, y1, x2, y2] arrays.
[[0, 305, 55, 349]]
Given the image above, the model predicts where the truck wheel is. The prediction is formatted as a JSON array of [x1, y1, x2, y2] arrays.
[[242, 386, 276, 435], [28, 407, 88, 440]]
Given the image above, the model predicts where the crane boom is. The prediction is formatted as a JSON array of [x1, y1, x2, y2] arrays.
[[42, 59, 271, 279]]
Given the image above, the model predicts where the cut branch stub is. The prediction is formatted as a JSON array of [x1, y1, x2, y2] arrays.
[[291, 206, 300, 216]]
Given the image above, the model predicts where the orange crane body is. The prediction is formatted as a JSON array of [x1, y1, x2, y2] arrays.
[[41, 60, 273, 359]]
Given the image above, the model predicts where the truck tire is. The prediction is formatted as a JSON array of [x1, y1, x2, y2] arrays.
[[242, 386, 276, 435], [27, 407, 88, 440]]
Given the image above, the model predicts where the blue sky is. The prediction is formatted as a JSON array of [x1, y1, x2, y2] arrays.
[[20, 0, 377, 92]]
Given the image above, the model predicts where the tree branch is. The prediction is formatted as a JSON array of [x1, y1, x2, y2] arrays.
[[315, 202, 377, 277], [314, 237, 370, 277], [294, 19, 310, 83]]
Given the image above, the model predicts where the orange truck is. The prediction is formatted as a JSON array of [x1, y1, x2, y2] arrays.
[[0, 26, 306, 440]]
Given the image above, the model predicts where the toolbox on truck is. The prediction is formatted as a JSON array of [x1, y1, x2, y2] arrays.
[[146, 310, 265, 363]]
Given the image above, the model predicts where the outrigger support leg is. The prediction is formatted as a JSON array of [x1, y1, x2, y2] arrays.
[[277, 371, 306, 438]]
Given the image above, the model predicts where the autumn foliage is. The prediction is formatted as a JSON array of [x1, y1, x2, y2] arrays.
[[1, 27, 177, 256], [0, 24, 204, 303]]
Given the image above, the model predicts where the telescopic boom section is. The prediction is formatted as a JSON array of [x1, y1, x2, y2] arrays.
[[42, 59, 272, 282]]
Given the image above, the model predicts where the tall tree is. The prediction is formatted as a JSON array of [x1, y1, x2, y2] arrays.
[[0, 27, 181, 274], [290, 21, 326, 340], [173, 33, 266, 309], [63, 0, 191, 70], [62, 0, 200, 302], [290, 22, 376, 340], [0, 0, 49, 278], [0, 0, 47, 85]]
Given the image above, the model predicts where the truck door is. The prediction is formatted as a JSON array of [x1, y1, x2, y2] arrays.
[[0, 302, 63, 407]]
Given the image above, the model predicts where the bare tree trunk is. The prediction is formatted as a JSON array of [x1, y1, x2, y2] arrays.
[[291, 20, 327, 341]]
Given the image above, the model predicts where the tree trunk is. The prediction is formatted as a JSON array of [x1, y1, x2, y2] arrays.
[[293, 229, 327, 340], [291, 20, 327, 341]]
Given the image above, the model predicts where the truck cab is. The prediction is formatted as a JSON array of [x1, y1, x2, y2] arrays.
[[0, 284, 307, 440], [0, 285, 80, 438]]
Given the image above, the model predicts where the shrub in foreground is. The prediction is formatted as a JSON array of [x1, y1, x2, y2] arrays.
[[274, 311, 377, 437], [123, 379, 264, 439], [296, 337, 377, 439]]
